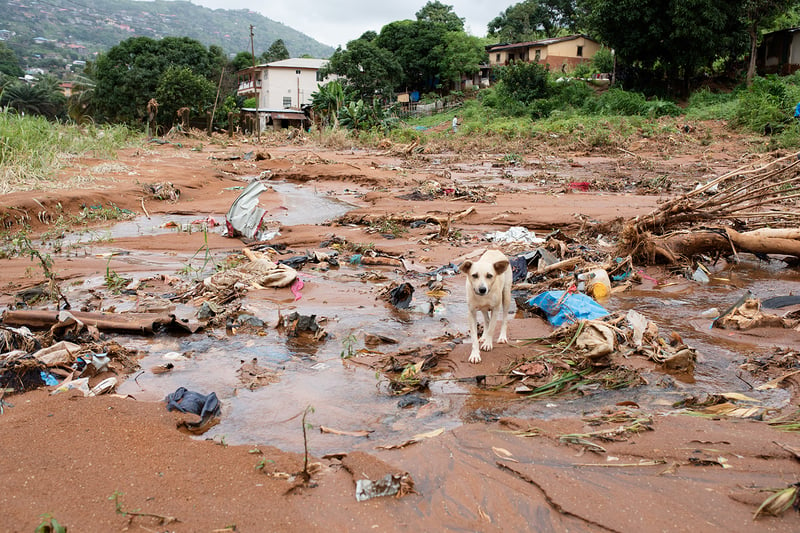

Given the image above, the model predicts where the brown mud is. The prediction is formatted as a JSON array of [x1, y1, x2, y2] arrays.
[[1, 128, 799, 532]]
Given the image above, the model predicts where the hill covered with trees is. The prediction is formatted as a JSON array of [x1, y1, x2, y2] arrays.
[[0, 0, 334, 73]]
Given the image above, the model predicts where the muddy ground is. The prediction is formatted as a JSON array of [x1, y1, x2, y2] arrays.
[[1, 125, 799, 532]]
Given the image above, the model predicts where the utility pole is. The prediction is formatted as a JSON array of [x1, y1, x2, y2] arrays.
[[250, 24, 260, 142]]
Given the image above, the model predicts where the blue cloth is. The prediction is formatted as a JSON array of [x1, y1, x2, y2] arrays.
[[794, 102, 800, 118], [165, 387, 220, 419], [528, 290, 609, 327], [40, 371, 59, 386]]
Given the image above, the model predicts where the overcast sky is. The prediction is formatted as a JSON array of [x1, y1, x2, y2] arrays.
[[190, 0, 508, 48]]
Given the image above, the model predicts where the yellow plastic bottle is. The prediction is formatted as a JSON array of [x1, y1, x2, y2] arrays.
[[579, 269, 611, 300]]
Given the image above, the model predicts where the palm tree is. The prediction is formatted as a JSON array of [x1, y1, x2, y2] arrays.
[[67, 74, 96, 124], [0, 76, 66, 119]]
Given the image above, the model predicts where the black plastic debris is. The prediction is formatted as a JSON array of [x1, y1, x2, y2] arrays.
[[763, 295, 800, 309], [397, 395, 429, 409], [279, 256, 309, 268], [283, 312, 326, 339], [389, 283, 414, 309]]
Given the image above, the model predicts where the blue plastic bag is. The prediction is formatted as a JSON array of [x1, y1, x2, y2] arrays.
[[528, 290, 609, 327]]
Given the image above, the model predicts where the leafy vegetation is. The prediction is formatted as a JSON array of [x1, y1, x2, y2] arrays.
[[1, 74, 66, 119], [90, 36, 225, 128]]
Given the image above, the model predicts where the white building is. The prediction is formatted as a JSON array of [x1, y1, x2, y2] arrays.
[[237, 58, 331, 130], [237, 58, 331, 111]]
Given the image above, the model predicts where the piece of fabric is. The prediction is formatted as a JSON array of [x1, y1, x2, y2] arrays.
[[165, 387, 220, 419]]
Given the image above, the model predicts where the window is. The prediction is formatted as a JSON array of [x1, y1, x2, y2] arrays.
[[577, 45, 583, 57], [496, 53, 500, 62], [316, 70, 324, 82], [283, 96, 292, 108], [296, 69, 301, 74], [534, 49, 541, 61]]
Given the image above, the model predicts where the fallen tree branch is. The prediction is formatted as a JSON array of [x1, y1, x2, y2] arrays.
[[619, 152, 800, 263]]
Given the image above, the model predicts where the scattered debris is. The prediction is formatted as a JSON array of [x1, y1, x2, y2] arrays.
[[236, 358, 279, 390], [143, 182, 180, 202], [185, 248, 297, 305], [753, 483, 800, 519], [282, 312, 327, 340], [320, 426, 373, 438], [486, 226, 545, 245], [355, 472, 416, 501], [618, 152, 800, 263], [714, 296, 798, 331], [375, 427, 444, 450]]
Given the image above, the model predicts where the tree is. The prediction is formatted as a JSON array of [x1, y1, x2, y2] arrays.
[[743, 1, 795, 85], [376, 20, 436, 90], [0, 42, 24, 78], [496, 61, 550, 104], [261, 39, 290, 63], [0, 77, 66, 119], [580, 0, 746, 94], [231, 52, 255, 72], [155, 66, 215, 129], [92, 36, 220, 126], [321, 36, 403, 99], [415, 1, 465, 31], [67, 74, 95, 124], [437, 32, 487, 88], [489, 0, 579, 42]]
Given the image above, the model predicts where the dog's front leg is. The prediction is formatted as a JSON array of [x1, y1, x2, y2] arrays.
[[497, 303, 509, 345], [480, 309, 496, 352], [468, 310, 482, 363]]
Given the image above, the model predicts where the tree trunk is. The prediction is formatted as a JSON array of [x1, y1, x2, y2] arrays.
[[654, 228, 800, 262], [746, 25, 758, 86]]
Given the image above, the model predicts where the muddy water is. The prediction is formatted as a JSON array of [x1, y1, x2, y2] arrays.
[[105, 182, 800, 455]]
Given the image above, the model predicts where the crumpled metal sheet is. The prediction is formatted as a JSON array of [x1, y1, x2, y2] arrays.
[[225, 180, 268, 239]]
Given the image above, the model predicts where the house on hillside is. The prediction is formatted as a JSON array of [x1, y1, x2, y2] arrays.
[[236, 58, 332, 131], [486, 34, 601, 74], [757, 28, 800, 75]]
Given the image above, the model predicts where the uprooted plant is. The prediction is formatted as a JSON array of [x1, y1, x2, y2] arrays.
[[9, 232, 69, 308], [617, 151, 800, 264]]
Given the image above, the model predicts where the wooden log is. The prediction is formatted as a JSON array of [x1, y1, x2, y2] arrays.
[[652, 228, 800, 262]]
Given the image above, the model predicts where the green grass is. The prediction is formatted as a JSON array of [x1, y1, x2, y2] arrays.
[[0, 113, 142, 194]]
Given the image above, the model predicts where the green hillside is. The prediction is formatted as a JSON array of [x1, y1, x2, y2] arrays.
[[0, 0, 334, 72]]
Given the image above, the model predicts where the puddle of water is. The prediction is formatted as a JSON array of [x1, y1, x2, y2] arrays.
[[262, 181, 357, 226], [59, 214, 227, 246]]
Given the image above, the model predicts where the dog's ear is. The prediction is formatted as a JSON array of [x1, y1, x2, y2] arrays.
[[459, 260, 473, 274], [493, 259, 509, 275]]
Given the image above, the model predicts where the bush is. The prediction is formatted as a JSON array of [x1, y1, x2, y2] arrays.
[[732, 76, 798, 134], [495, 61, 550, 105], [592, 47, 615, 74], [551, 79, 595, 109], [582, 88, 681, 117]]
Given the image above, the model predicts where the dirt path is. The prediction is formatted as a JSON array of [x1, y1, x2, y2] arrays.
[[1, 130, 798, 531]]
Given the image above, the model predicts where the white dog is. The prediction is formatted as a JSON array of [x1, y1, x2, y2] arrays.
[[460, 249, 512, 364]]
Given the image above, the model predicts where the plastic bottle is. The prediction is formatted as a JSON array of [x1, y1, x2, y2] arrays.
[[577, 269, 611, 300]]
